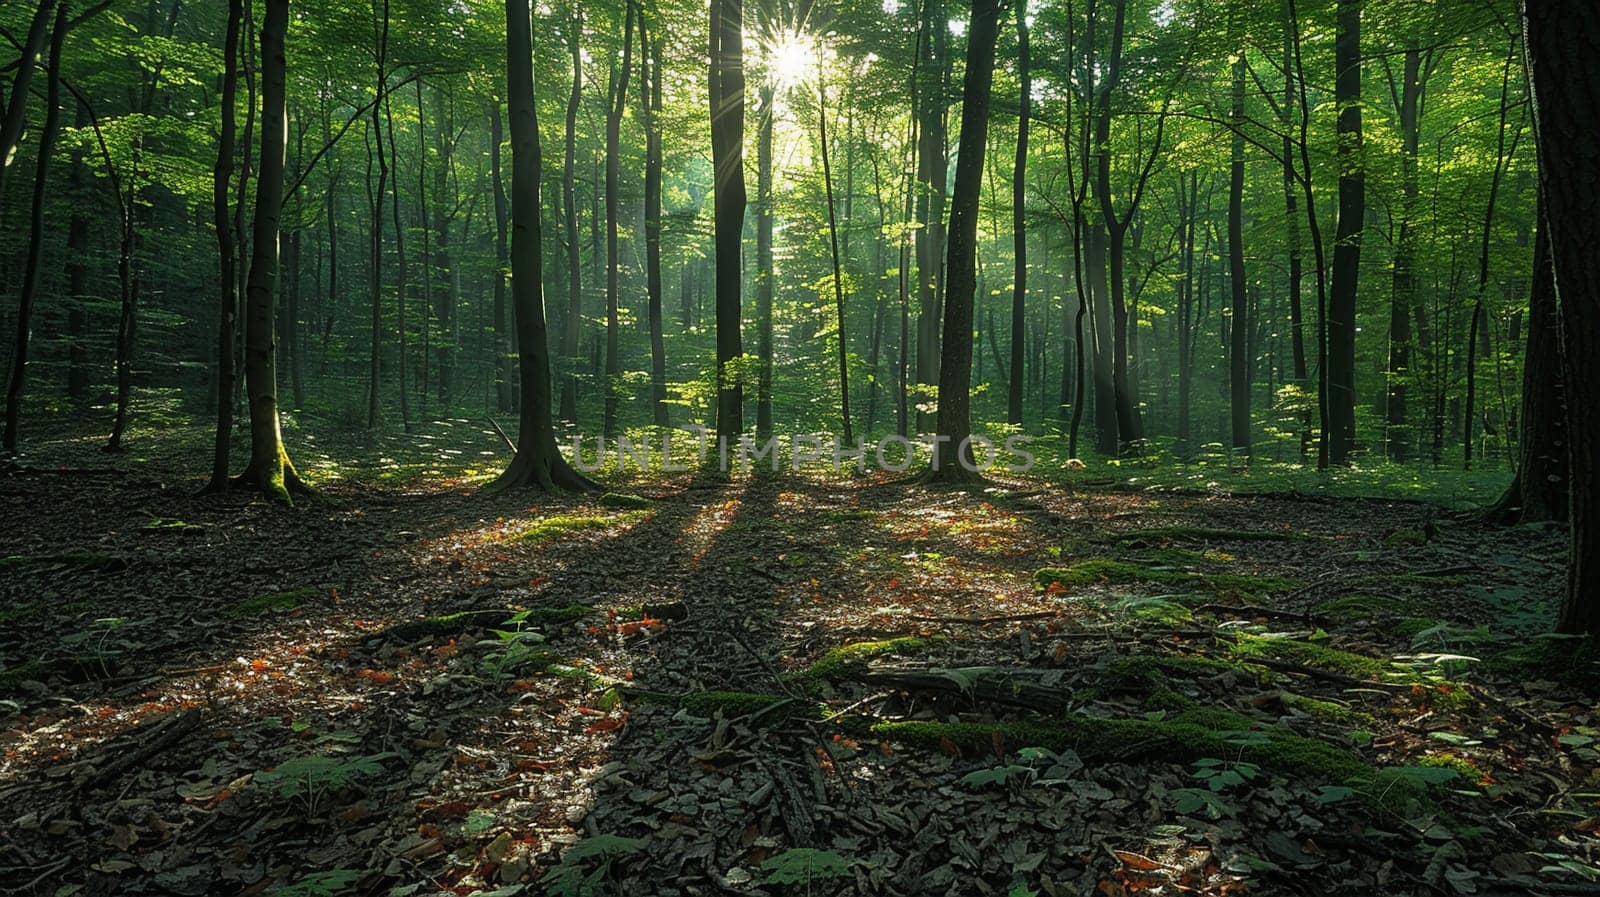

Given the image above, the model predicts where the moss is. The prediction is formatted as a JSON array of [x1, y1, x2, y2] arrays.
[[375, 604, 592, 643], [1281, 692, 1357, 722], [599, 492, 651, 509], [1113, 527, 1330, 544], [1104, 654, 1245, 688], [794, 637, 932, 683], [0, 552, 126, 571], [1230, 635, 1392, 679], [1421, 753, 1488, 786], [1384, 528, 1428, 547], [515, 511, 647, 543], [869, 706, 1371, 785], [1033, 560, 1295, 598], [1393, 617, 1443, 639], [1314, 593, 1429, 620], [230, 585, 330, 617]]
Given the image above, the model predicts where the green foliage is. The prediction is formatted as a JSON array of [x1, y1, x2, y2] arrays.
[[541, 834, 646, 897], [266, 870, 362, 897], [231, 586, 329, 617], [794, 637, 931, 683], [255, 753, 396, 815], [759, 848, 852, 886], [514, 511, 647, 543]]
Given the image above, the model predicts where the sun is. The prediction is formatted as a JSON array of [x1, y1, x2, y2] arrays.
[[763, 28, 815, 91]]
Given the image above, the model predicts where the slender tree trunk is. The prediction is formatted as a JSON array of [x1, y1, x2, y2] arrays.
[[235, 0, 308, 501], [756, 84, 775, 438], [914, 0, 948, 432], [66, 103, 91, 405], [383, 86, 411, 432], [490, 102, 513, 414], [1386, 44, 1420, 461], [929, 0, 1003, 481], [1327, 0, 1362, 464], [431, 88, 455, 407], [640, 8, 668, 428], [366, 0, 390, 430], [2, 2, 66, 455], [1228, 53, 1249, 455], [602, 4, 634, 437], [204, 0, 243, 488], [489, 0, 598, 493], [1008, 6, 1029, 426], [559, 12, 582, 423], [818, 62, 853, 445]]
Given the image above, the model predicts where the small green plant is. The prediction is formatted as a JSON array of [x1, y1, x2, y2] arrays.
[[60, 616, 132, 676], [540, 833, 647, 897], [759, 847, 852, 890], [266, 870, 362, 897], [959, 746, 1083, 790], [255, 752, 395, 815], [1190, 756, 1260, 792], [1169, 787, 1236, 819], [479, 611, 551, 680]]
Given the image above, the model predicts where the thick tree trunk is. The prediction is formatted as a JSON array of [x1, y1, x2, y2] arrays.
[[1524, 0, 1600, 634], [709, 0, 745, 443], [489, 0, 599, 493], [235, 0, 308, 502], [1495, 202, 1567, 524], [928, 0, 1003, 481], [0, 0, 57, 209], [1327, 0, 1362, 464], [2, 3, 66, 456]]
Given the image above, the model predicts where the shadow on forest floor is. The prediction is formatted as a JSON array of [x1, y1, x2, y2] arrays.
[[0, 415, 1590, 897]]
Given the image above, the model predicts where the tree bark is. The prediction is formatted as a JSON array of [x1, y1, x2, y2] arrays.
[[602, 3, 634, 437], [1327, 0, 1362, 464], [818, 61, 853, 446], [2, 2, 66, 456], [756, 83, 775, 439], [928, 0, 1003, 481], [1524, 0, 1600, 634], [235, 0, 309, 502], [1228, 52, 1249, 455], [640, 7, 668, 428], [488, 0, 599, 493], [558, 11, 582, 423], [1008, 5, 1029, 427], [710, 0, 746, 443], [204, 0, 244, 489]]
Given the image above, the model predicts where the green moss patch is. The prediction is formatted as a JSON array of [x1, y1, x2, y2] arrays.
[[374, 604, 594, 643], [1033, 559, 1296, 598], [515, 511, 647, 544], [599, 492, 652, 509], [793, 637, 932, 683], [230, 585, 331, 617], [1229, 635, 1391, 679], [1104, 653, 1248, 688]]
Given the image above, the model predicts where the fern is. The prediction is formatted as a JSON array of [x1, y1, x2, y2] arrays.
[[759, 848, 852, 886], [266, 870, 361, 897]]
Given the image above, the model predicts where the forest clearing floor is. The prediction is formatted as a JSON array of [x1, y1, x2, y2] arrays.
[[1, 417, 1595, 897]]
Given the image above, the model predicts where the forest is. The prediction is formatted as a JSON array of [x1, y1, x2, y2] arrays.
[[2, 0, 1599, 893]]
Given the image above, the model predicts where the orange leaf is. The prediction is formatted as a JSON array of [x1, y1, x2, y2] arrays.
[[1113, 850, 1163, 872], [584, 718, 625, 734]]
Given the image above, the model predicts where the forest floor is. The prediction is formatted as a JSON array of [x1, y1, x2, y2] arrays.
[[1, 416, 1595, 897]]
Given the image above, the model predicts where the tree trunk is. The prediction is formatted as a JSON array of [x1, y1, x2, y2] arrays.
[[558, 12, 582, 423], [366, 0, 390, 430], [914, 0, 948, 432], [1495, 197, 1567, 524], [710, 0, 746, 443], [1008, 5, 1029, 427], [928, 0, 1003, 481], [0, 0, 57, 209], [490, 102, 514, 414], [204, 0, 243, 489], [66, 103, 91, 405], [235, 0, 308, 502], [2, 2, 65, 456], [489, 0, 599, 493], [602, 5, 634, 438], [756, 84, 775, 438], [1524, 0, 1600, 633], [1228, 52, 1249, 455], [1386, 44, 1420, 462], [818, 62, 853, 446], [640, 8, 668, 428], [1327, 0, 1362, 464]]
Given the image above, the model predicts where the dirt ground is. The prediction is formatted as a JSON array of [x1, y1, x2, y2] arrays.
[[0, 421, 1592, 897]]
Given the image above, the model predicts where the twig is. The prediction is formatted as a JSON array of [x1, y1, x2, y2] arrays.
[[485, 417, 517, 453]]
